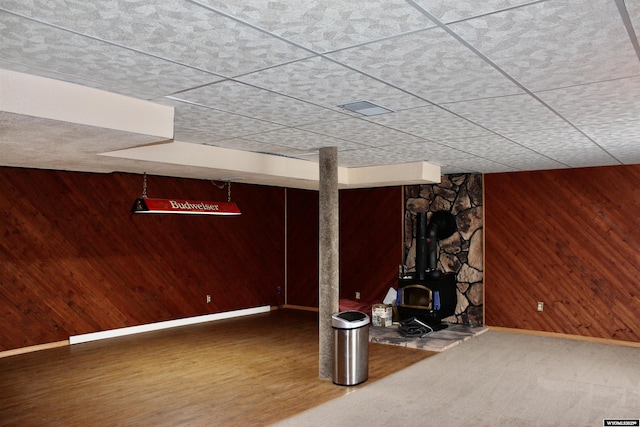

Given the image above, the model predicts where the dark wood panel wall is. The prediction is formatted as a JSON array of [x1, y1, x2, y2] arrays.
[[485, 165, 640, 343], [1, 167, 403, 351], [0, 168, 285, 351], [286, 189, 319, 307], [286, 187, 403, 307], [339, 187, 403, 303]]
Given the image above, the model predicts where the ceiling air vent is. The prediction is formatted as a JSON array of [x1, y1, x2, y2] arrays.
[[337, 100, 393, 116]]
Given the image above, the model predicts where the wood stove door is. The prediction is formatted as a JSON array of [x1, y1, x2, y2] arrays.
[[399, 284, 432, 309]]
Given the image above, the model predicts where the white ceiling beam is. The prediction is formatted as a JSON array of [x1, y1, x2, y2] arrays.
[[0, 69, 174, 138], [101, 141, 440, 189], [345, 162, 441, 188]]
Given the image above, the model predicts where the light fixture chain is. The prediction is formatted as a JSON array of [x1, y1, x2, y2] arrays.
[[142, 172, 148, 199], [211, 179, 232, 202]]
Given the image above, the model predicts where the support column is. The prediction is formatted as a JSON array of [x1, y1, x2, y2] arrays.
[[318, 146, 339, 380]]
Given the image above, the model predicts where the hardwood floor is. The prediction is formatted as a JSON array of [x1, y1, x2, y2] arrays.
[[0, 309, 435, 426]]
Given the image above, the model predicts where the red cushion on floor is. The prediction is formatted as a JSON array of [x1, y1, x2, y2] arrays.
[[338, 299, 373, 314]]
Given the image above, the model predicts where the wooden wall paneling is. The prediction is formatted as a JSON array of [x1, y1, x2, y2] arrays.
[[484, 165, 640, 342], [285, 186, 403, 308], [0, 168, 285, 351], [286, 189, 319, 307], [339, 187, 403, 303]]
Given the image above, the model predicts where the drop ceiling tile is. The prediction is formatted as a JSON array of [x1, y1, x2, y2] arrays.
[[504, 127, 620, 167], [412, 0, 537, 22], [439, 134, 566, 170], [448, 0, 640, 91], [373, 141, 477, 167], [440, 134, 524, 155], [3, 0, 640, 181], [537, 77, 640, 125], [334, 142, 465, 168], [443, 94, 568, 136], [239, 127, 364, 152], [366, 105, 491, 141], [0, 15, 219, 96], [203, 137, 315, 158], [442, 157, 520, 174], [507, 127, 602, 152], [479, 150, 566, 171], [1, 1, 310, 77], [328, 27, 523, 104], [542, 148, 622, 168], [299, 117, 427, 148], [158, 100, 284, 141], [237, 56, 429, 112], [629, 1, 640, 22], [336, 146, 412, 167], [581, 120, 640, 164], [196, 0, 434, 52], [175, 80, 347, 127]]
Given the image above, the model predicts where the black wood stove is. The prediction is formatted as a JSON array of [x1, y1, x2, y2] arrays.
[[397, 211, 457, 330]]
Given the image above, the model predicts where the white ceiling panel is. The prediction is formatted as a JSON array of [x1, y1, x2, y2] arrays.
[[174, 80, 347, 127], [237, 56, 429, 111], [1, 0, 311, 78], [507, 127, 604, 152], [203, 137, 317, 158], [196, 0, 434, 52], [329, 144, 461, 168], [505, 127, 619, 167], [441, 133, 536, 156], [328, 27, 524, 104], [367, 105, 491, 141], [299, 118, 427, 148], [440, 157, 519, 175], [2, 0, 640, 187], [239, 127, 364, 152], [412, 0, 538, 22], [437, 134, 566, 171], [443, 95, 569, 136], [629, 0, 640, 24], [581, 120, 640, 164], [372, 141, 484, 168], [0, 15, 219, 97], [447, 0, 640, 92], [160, 100, 285, 140], [537, 76, 640, 125], [541, 147, 624, 169]]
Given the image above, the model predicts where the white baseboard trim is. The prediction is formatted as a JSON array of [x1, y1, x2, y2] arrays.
[[69, 305, 271, 345]]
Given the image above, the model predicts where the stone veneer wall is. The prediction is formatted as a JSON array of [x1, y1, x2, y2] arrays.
[[404, 174, 483, 325]]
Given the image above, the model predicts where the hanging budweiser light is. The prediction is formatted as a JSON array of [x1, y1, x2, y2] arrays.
[[131, 197, 241, 215], [131, 174, 241, 216]]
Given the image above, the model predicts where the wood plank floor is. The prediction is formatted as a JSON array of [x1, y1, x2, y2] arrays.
[[0, 309, 435, 426]]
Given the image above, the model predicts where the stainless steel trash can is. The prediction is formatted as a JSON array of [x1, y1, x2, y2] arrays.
[[332, 310, 370, 386]]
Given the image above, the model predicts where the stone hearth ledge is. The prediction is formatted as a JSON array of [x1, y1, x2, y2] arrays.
[[369, 323, 488, 352]]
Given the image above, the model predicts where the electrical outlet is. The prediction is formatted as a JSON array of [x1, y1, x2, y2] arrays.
[[206, 295, 211, 304], [355, 291, 361, 300], [537, 301, 544, 312]]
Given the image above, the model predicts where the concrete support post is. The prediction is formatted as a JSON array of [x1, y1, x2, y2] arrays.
[[318, 146, 339, 380]]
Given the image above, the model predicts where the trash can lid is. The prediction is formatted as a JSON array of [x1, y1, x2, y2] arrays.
[[331, 310, 370, 329]]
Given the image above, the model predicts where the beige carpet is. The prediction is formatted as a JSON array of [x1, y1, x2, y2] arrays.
[[272, 330, 640, 427], [369, 323, 488, 352]]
